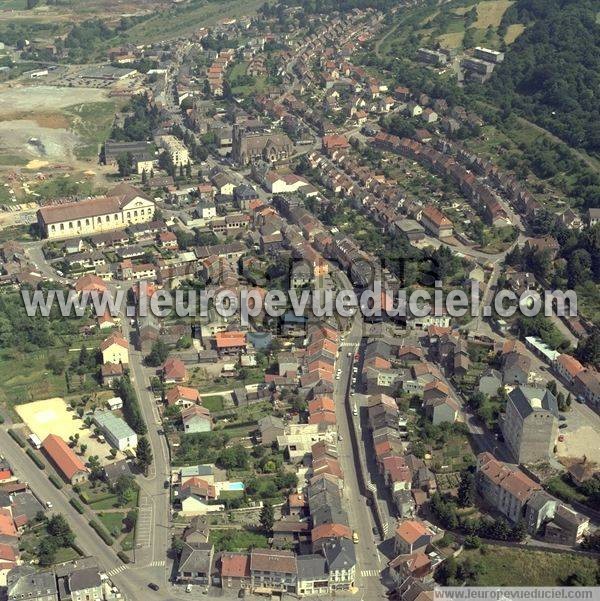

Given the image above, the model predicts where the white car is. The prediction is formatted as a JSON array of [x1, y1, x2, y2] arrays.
[[45, 501, 53, 509], [186, 584, 192, 593]]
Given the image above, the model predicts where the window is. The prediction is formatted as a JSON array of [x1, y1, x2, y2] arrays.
[[86, 219, 90, 226], [69, 222, 73, 229]]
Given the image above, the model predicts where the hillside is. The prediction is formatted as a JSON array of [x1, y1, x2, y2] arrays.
[[485, 0, 600, 155]]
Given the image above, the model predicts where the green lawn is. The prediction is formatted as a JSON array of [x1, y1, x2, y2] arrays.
[[209, 528, 267, 552], [458, 547, 599, 586], [201, 395, 225, 412], [97, 512, 126, 536]]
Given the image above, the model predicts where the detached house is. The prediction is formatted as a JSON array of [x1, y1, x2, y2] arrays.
[[100, 333, 129, 366]]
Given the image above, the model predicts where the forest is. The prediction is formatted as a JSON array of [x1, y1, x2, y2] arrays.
[[485, 0, 600, 154]]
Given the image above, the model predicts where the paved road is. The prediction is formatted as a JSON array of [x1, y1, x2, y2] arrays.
[[0, 428, 146, 599]]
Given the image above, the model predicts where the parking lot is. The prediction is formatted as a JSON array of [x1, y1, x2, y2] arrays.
[[556, 400, 600, 465]]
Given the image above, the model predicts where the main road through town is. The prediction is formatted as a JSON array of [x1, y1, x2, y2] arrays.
[[332, 271, 389, 599]]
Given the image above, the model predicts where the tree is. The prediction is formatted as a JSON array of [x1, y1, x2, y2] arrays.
[[145, 340, 169, 367], [136, 436, 153, 474], [116, 152, 134, 177], [38, 536, 58, 566], [458, 469, 475, 507], [109, 448, 117, 459], [114, 475, 136, 506], [47, 514, 75, 547], [141, 169, 147, 184], [80, 443, 87, 456], [259, 501, 274, 535]]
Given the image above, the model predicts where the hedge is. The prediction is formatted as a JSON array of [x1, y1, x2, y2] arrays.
[[117, 551, 131, 564], [70, 498, 85, 514], [89, 519, 114, 546], [26, 448, 45, 469], [8, 429, 26, 448], [0, 413, 4, 424], [49, 474, 63, 489]]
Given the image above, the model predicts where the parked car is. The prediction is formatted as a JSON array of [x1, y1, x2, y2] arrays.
[[559, 423, 568, 429], [148, 583, 159, 591]]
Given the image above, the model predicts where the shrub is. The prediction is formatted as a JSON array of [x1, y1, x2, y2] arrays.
[[117, 551, 131, 564], [8, 429, 26, 448], [88, 520, 114, 545], [26, 448, 45, 469], [70, 498, 85, 514], [49, 475, 63, 489]]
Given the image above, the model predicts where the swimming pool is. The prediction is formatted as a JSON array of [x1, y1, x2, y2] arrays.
[[226, 481, 245, 491]]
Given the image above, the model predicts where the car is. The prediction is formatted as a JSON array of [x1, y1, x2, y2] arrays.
[[354, 353, 360, 360], [164, 480, 170, 489], [559, 415, 567, 421], [559, 423, 568, 429], [352, 407, 358, 416], [335, 374, 340, 380], [352, 366, 358, 373], [558, 435, 565, 442], [186, 584, 192, 593], [338, 434, 343, 442], [347, 352, 352, 357], [148, 583, 159, 591], [157, 428, 164, 435], [352, 531, 359, 544], [45, 501, 53, 509], [372, 526, 378, 535]]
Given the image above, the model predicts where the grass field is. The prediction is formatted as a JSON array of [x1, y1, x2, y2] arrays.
[[459, 547, 599, 586], [504, 23, 525, 43], [32, 174, 98, 200], [0, 349, 68, 408], [474, 0, 513, 28], [120, 0, 264, 44], [64, 101, 118, 160]]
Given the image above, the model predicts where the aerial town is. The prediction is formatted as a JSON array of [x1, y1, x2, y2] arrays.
[[0, 0, 598, 599]]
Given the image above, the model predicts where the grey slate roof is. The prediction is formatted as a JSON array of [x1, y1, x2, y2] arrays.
[[179, 542, 214, 574], [297, 554, 328, 580], [7, 566, 58, 600], [508, 386, 558, 418], [322, 538, 356, 571], [69, 567, 101, 592]]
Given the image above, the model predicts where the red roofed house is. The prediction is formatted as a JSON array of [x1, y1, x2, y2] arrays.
[[322, 135, 350, 153], [100, 333, 129, 365], [215, 331, 247, 357], [388, 551, 432, 585], [166, 385, 201, 408], [75, 274, 108, 295], [420, 205, 453, 238], [311, 523, 352, 551], [0, 509, 17, 544], [41, 434, 89, 484], [220, 552, 251, 589], [0, 541, 17, 564], [554, 354, 585, 383], [476, 452, 541, 522], [394, 520, 435, 555], [161, 357, 188, 383]]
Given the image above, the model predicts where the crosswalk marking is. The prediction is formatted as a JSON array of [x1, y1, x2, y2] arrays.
[[360, 569, 380, 578], [149, 560, 166, 567], [107, 565, 128, 577]]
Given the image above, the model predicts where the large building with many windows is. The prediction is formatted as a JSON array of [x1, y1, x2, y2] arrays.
[[37, 183, 155, 240]]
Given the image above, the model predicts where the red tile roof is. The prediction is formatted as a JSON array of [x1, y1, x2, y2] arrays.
[[166, 385, 201, 406], [395, 520, 432, 544], [42, 434, 88, 482], [311, 523, 352, 542], [215, 331, 247, 349], [162, 357, 187, 380], [100, 333, 128, 352], [0, 509, 17, 538], [221, 552, 251, 578]]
